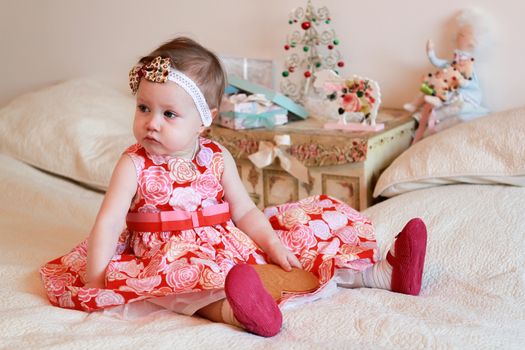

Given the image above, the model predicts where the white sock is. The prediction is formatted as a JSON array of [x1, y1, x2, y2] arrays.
[[362, 244, 395, 290], [334, 268, 365, 288], [336, 245, 396, 290], [362, 259, 393, 290], [220, 300, 244, 329]]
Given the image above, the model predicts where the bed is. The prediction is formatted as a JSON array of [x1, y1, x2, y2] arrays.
[[1, 79, 524, 349]]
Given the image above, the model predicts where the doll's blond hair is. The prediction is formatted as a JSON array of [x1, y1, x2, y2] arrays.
[[456, 8, 494, 54]]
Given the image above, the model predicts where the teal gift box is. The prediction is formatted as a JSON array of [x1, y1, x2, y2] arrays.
[[217, 75, 308, 129], [217, 104, 288, 130]]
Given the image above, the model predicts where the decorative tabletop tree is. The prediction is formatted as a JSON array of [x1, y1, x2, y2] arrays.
[[280, 0, 345, 104]]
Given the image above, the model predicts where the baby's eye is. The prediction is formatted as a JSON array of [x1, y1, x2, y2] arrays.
[[137, 104, 149, 113], [164, 111, 179, 119]]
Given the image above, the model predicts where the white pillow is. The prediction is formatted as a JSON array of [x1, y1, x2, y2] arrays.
[[374, 107, 525, 198], [0, 79, 135, 190]]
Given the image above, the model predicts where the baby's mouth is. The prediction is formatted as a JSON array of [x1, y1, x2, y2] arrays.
[[144, 136, 161, 144]]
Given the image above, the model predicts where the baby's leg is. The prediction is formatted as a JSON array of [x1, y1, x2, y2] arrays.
[[196, 298, 243, 327], [196, 266, 281, 337], [197, 264, 317, 336], [337, 218, 427, 295]]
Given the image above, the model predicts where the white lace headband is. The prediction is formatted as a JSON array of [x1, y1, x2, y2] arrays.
[[129, 56, 213, 127]]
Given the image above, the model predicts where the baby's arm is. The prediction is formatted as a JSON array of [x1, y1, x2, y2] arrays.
[[220, 146, 301, 271], [86, 155, 137, 288]]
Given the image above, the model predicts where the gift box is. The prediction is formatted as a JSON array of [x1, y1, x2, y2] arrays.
[[221, 56, 274, 89], [217, 93, 288, 130], [226, 75, 308, 121]]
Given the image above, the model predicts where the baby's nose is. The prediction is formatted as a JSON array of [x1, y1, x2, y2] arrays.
[[146, 113, 162, 131]]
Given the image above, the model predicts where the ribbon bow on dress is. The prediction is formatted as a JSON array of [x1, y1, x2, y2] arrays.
[[248, 135, 310, 183]]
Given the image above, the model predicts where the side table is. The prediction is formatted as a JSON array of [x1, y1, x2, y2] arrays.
[[205, 108, 415, 210]]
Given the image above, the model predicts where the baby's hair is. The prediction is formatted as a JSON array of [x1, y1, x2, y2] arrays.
[[456, 8, 494, 53], [139, 37, 227, 110]]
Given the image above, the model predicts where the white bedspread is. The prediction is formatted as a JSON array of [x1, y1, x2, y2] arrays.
[[1, 154, 524, 349]]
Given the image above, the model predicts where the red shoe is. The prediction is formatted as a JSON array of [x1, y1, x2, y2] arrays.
[[386, 218, 427, 296], [224, 264, 282, 337]]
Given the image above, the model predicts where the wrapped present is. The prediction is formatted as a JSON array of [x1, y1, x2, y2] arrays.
[[218, 93, 288, 130], [221, 57, 274, 89], [227, 75, 308, 121]]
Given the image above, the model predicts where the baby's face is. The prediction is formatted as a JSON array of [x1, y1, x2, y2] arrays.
[[456, 25, 476, 52], [133, 79, 204, 158]]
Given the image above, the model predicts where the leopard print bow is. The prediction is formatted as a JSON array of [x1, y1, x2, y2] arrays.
[[129, 56, 172, 94]]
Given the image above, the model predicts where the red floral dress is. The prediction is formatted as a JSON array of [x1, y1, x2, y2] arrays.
[[40, 137, 378, 312]]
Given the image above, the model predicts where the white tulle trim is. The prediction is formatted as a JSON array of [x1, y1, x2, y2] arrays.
[[103, 289, 226, 319]]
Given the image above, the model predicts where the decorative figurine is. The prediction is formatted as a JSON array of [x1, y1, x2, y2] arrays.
[[405, 8, 493, 144], [314, 69, 383, 132]]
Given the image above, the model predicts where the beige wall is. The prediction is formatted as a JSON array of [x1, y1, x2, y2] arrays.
[[1, 0, 524, 111]]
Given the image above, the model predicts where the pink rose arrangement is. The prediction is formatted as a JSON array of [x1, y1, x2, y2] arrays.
[[327, 77, 377, 117]]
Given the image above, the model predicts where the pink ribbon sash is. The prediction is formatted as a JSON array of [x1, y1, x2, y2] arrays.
[[126, 203, 231, 231]]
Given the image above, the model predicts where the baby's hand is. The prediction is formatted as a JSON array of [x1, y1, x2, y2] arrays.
[[265, 240, 302, 272]]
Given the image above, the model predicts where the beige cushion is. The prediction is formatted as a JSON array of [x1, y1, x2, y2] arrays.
[[0, 79, 135, 190], [374, 107, 525, 198]]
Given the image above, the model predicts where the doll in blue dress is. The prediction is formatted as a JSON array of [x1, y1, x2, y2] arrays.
[[404, 8, 494, 143]]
